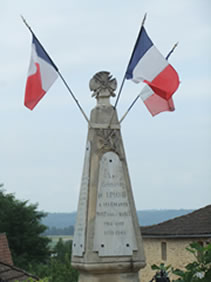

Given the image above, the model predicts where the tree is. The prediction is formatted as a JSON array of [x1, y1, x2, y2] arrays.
[[31, 239, 79, 282], [0, 188, 50, 270], [48, 239, 79, 282]]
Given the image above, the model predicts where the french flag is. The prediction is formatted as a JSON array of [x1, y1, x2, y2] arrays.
[[24, 35, 58, 110], [126, 26, 179, 102], [139, 85, 175, 116]]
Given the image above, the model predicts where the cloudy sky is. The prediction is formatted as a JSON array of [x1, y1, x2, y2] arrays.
[[0, 0, 210, 212]]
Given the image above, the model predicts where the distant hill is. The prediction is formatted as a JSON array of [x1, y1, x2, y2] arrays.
[[136, 209, 193, 226], [42, 209, 193, 229]]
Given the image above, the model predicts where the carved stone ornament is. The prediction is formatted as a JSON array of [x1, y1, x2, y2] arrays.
[[89, 71, 117, 98], [96, 129, 121, 156]]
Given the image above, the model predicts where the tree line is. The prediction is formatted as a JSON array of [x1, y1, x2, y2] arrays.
[[43, 225, 74, 236]]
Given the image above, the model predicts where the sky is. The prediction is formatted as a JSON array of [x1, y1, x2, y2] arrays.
[[0, 0, 210, 213]]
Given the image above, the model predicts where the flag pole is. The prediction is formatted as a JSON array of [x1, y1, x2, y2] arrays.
[[119, 94, 140, 123], [21, 16, 91, 126], [114, 13, 147, 110], [57, 72, 91, 125], [107, 13, 147, 128], [21, 15, 58, 72], [166, 42, 179, 60], [119, 42, 179, 123]]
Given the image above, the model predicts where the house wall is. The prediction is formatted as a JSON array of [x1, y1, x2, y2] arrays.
[[139, 237, 208, 282]]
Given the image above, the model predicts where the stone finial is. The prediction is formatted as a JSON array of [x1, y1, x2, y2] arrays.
[[89, 71, 117, 99]]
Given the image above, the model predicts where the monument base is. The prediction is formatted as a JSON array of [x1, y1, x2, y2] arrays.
[[78, 272, 140, 282]]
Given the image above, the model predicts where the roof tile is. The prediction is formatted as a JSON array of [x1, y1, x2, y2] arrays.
[[141, 205, 211, 237], [0, 233, 13, 265]]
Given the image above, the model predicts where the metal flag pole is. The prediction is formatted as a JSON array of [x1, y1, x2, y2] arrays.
[[166, 42, 178, 60], [119, 95, 140, 123], [114, 13, 147, 110], [119, 42, 179, 124], [56, 72, 91, 125], [107, 13, 147, 128], [21, 16, 91, 126]]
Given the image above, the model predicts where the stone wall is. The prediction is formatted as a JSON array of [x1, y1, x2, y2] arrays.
[[139, 237, 208, 282]]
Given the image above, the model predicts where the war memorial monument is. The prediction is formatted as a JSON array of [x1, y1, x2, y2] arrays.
[[72, 72, 146, 282]]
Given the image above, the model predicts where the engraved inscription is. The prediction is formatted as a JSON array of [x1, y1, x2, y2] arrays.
[[72, 142, 91, 257], [93, 152, 137, 256]]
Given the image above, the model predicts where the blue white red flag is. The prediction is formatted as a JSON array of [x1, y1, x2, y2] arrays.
[[139, 85, 175, 116], [126, 26, 179, 101], [24, 35, 58, 110]]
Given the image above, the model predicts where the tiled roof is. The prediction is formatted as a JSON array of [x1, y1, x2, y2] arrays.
[[0, 261, 39, 282], [0, 234, 13, 265], [141, 205, 211, 238]]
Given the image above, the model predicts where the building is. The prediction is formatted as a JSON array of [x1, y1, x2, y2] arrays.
[[0, 233, 39, 282], [139, 205, 211, 282]]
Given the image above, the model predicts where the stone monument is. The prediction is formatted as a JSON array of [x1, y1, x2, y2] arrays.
[[72, 71, 146, 282]]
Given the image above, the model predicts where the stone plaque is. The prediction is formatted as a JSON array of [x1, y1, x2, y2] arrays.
[[72, 141, 91, 256], [93, 152, 137, 256]]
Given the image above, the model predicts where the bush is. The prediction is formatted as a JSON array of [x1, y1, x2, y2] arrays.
[[150, 242, 211, 282], [172, 242, 211, 282]]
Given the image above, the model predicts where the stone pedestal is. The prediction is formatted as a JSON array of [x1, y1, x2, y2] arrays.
[[79, 272, 140, 282], [72, 72, 145, 282]]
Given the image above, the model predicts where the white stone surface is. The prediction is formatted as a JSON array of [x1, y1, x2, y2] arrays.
[[72, 72, 145, 281], [93, 152, 137, 256], [72, 141, 91, 256]]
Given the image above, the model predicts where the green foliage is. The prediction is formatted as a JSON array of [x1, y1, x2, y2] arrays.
[[0, 188, 50, 270], [151, 263, 170, 281], [30, 239, 79, 282], [0, 188, 78, 281], [150, 243, 211, 282], [48, 239, 78, 282], [151, 262, 171, 273], [172, 242, 211, 282], [15, 278, 49, 282]]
